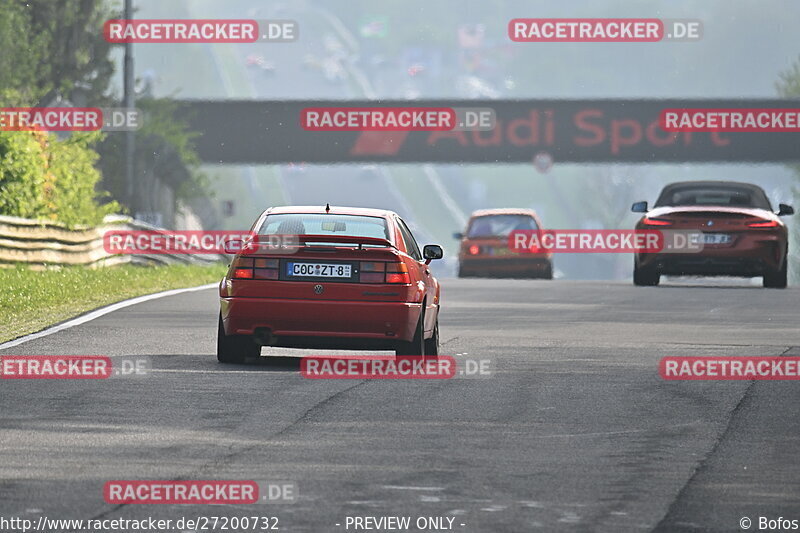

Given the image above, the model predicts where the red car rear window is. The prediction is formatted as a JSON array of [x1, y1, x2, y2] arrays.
[[257, 213, 389, 240]]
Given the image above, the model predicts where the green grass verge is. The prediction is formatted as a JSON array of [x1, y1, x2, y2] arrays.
[[0, 263, 228, 343]]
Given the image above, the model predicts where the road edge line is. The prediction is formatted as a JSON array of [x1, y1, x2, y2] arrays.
[[0, 283, 217, 352]]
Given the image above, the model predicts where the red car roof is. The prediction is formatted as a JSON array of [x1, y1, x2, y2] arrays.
[[265, 205, 398, 218]]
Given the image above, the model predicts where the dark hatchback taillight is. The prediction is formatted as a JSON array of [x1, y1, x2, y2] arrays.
[[231, 257, 279, 279], [359, 261, 410, 284]]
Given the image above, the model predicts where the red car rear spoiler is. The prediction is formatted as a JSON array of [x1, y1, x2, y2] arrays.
[[250, 234, 396, 249]]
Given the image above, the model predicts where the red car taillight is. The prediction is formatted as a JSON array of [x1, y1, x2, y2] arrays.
[[642, 217, 673, 226], [231, 257, 279, 279], [386, 262, 410, 284], [359, 261, 386, 283], [233, 268, 253, 279], [468, 244, 480, 255], [747, 219, 779, 228], [360, 261, 409, 284]]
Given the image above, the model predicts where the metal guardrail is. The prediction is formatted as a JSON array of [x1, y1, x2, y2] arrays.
[[0, 214, 222, 268]]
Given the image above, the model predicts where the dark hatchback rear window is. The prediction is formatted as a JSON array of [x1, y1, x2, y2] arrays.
[[467, 215, 538, 238]]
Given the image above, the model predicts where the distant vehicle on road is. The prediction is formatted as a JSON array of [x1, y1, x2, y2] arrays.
[[218, 206, 443, 362], [631, 181, 794, 288], [245, 54, 275, 74], [455, 208, 553, 279]]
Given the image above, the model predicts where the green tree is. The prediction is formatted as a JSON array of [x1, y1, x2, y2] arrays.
[[0, 1, 120, 227], [0, 0, 115, 106], [0, 1, 205, 225], [97, 98, 208, 212], [0, 130, 120, 226], [0, 3, 48, 104]]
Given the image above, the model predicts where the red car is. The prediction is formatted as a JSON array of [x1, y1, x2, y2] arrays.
[[455, 208, 553, 279], [217, 206, 443, 362], [632, 181, 794, 288]]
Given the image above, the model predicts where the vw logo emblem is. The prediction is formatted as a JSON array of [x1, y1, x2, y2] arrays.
[[706, 220, 714, 227], [313, 284, 324, 294]]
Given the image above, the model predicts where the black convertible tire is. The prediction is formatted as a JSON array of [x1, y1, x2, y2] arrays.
[[763, 257, 788, 288], [541, 262, 553, 280], [633, 261, 660, 286]]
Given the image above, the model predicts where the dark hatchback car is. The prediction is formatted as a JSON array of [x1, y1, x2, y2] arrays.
[[455, 208, 553, 279], [632, 181, 794, 288]]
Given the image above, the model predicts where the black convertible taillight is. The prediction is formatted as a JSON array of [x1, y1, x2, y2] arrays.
[[747, 219, 779, 228], [642, 217, 673, 226]]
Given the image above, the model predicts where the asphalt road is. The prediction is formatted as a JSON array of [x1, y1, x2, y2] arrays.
[[1, 279, 799, 532]]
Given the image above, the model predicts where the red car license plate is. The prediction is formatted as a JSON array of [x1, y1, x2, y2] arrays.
[[287, 262, 352, 278]]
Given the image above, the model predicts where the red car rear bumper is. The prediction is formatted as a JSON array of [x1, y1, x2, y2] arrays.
[[459, 256, 551, 277], [221, 297, 421, 343]]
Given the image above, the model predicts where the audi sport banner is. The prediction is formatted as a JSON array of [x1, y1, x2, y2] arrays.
[[176, 99, 800, 164]]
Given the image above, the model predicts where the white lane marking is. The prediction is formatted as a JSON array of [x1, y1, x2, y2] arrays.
[[149, 368, 294, 374], [423, 165, 467, 227], [558, 511, 581, 523], [530, 420, 702, 439], [0, 283, 217, 352], [381, 485, 445, 491], [520, 501, 544, 508], [481, 505, 507, 512]]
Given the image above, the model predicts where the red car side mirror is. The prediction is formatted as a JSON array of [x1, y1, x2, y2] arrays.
[[223, 239, 244, 254]]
